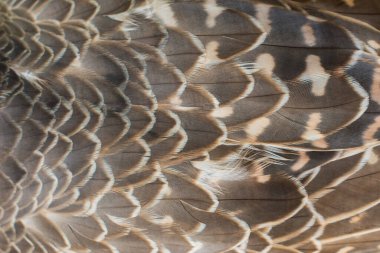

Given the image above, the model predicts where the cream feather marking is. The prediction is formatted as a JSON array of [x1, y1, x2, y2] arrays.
[[363, 116, 380, 144], [371, 66, 380, 105], [256, 53, 275, 76], [291, 151, 310, 172], [302, 113, 324, 141], [255, 3, 272, 33], [299, 55, 330, 97], [301, 23, 317, 47], [245, 117, 271, 142], [203, 0, 225, 29]]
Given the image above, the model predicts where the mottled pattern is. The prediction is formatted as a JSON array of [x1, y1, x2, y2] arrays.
[[0, 0, 379, 252]]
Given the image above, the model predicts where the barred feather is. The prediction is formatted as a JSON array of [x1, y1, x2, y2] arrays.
[[0, 0, 379, 252]]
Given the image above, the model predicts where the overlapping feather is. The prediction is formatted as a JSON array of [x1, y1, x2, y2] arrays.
[[0, 0, 379, 252]]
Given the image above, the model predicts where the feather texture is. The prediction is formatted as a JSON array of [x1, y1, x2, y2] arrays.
[[0, 0, 379, 252]]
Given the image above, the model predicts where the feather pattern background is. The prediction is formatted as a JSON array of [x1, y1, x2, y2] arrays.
[[0, 0, 379, 252]]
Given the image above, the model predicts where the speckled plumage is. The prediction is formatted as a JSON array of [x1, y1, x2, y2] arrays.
[[0, 0, 379, 252]]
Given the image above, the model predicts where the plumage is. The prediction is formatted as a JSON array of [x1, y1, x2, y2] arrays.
[[0, 0, 379, 252]]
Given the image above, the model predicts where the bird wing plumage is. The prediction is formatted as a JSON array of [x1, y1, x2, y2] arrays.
[[0, 0, 379, 252]]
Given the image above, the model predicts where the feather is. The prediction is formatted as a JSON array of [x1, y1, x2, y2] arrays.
[[0, 0, 380, 252]]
